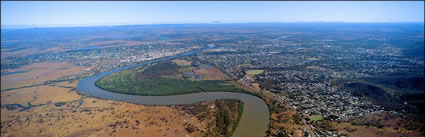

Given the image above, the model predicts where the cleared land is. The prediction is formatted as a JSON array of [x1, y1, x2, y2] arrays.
[[96, 59, 248, 96], [245, 69, 264, 75]]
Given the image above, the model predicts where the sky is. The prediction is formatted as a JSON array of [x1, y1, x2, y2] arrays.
[[1, 1, 424, 26]]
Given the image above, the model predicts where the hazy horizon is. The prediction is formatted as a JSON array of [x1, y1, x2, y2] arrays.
[[2, 21, 424, 30], [2, 1, 424, 27]]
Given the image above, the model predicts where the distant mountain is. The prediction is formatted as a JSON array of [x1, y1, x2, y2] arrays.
[[1, 25, 38, 29]]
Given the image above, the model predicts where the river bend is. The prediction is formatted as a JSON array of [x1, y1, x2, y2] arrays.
[[77, 47, 270, 137]]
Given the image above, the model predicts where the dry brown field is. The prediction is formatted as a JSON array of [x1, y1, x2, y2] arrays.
[[333, 112, 423, 137], [1, 62, 240, 137], [1, 62, 84, 90]]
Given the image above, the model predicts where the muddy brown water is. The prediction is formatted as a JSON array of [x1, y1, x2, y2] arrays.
[[77, 47, 270, 137]]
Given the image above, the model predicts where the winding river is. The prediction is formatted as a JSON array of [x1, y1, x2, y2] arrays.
[[77, 47, 270, 137]]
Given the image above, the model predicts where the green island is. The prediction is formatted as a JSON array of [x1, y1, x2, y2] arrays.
[[95, 58, 249, 96]]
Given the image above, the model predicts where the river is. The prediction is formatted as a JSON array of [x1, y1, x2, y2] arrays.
[[77, 46, 270, 137]]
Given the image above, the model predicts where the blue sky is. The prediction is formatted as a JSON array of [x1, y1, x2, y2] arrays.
[[1, 1, 424, 26]]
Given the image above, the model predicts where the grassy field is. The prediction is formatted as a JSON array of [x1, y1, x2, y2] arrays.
[[172, 59, 193, 66], [96, 60, 248, 96], [246, 69, 264, 75], [306, 57, 321, 61], [308, 115, 323, 121]]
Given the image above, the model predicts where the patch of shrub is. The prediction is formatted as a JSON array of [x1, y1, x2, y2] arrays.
[[54, 102, 66, 107]]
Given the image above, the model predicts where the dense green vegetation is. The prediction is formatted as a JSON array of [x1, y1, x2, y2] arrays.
[[345, 82, 396, 103], [335, 77, 424, 112], [361, 77, 424, 112], [203, 99, 243, 137], [54, 102, 66, 107], [96, 60, 248, 96], [273, 130, 290, 137], [172, 99, 243, 137], [362, 76, 424, 92]]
